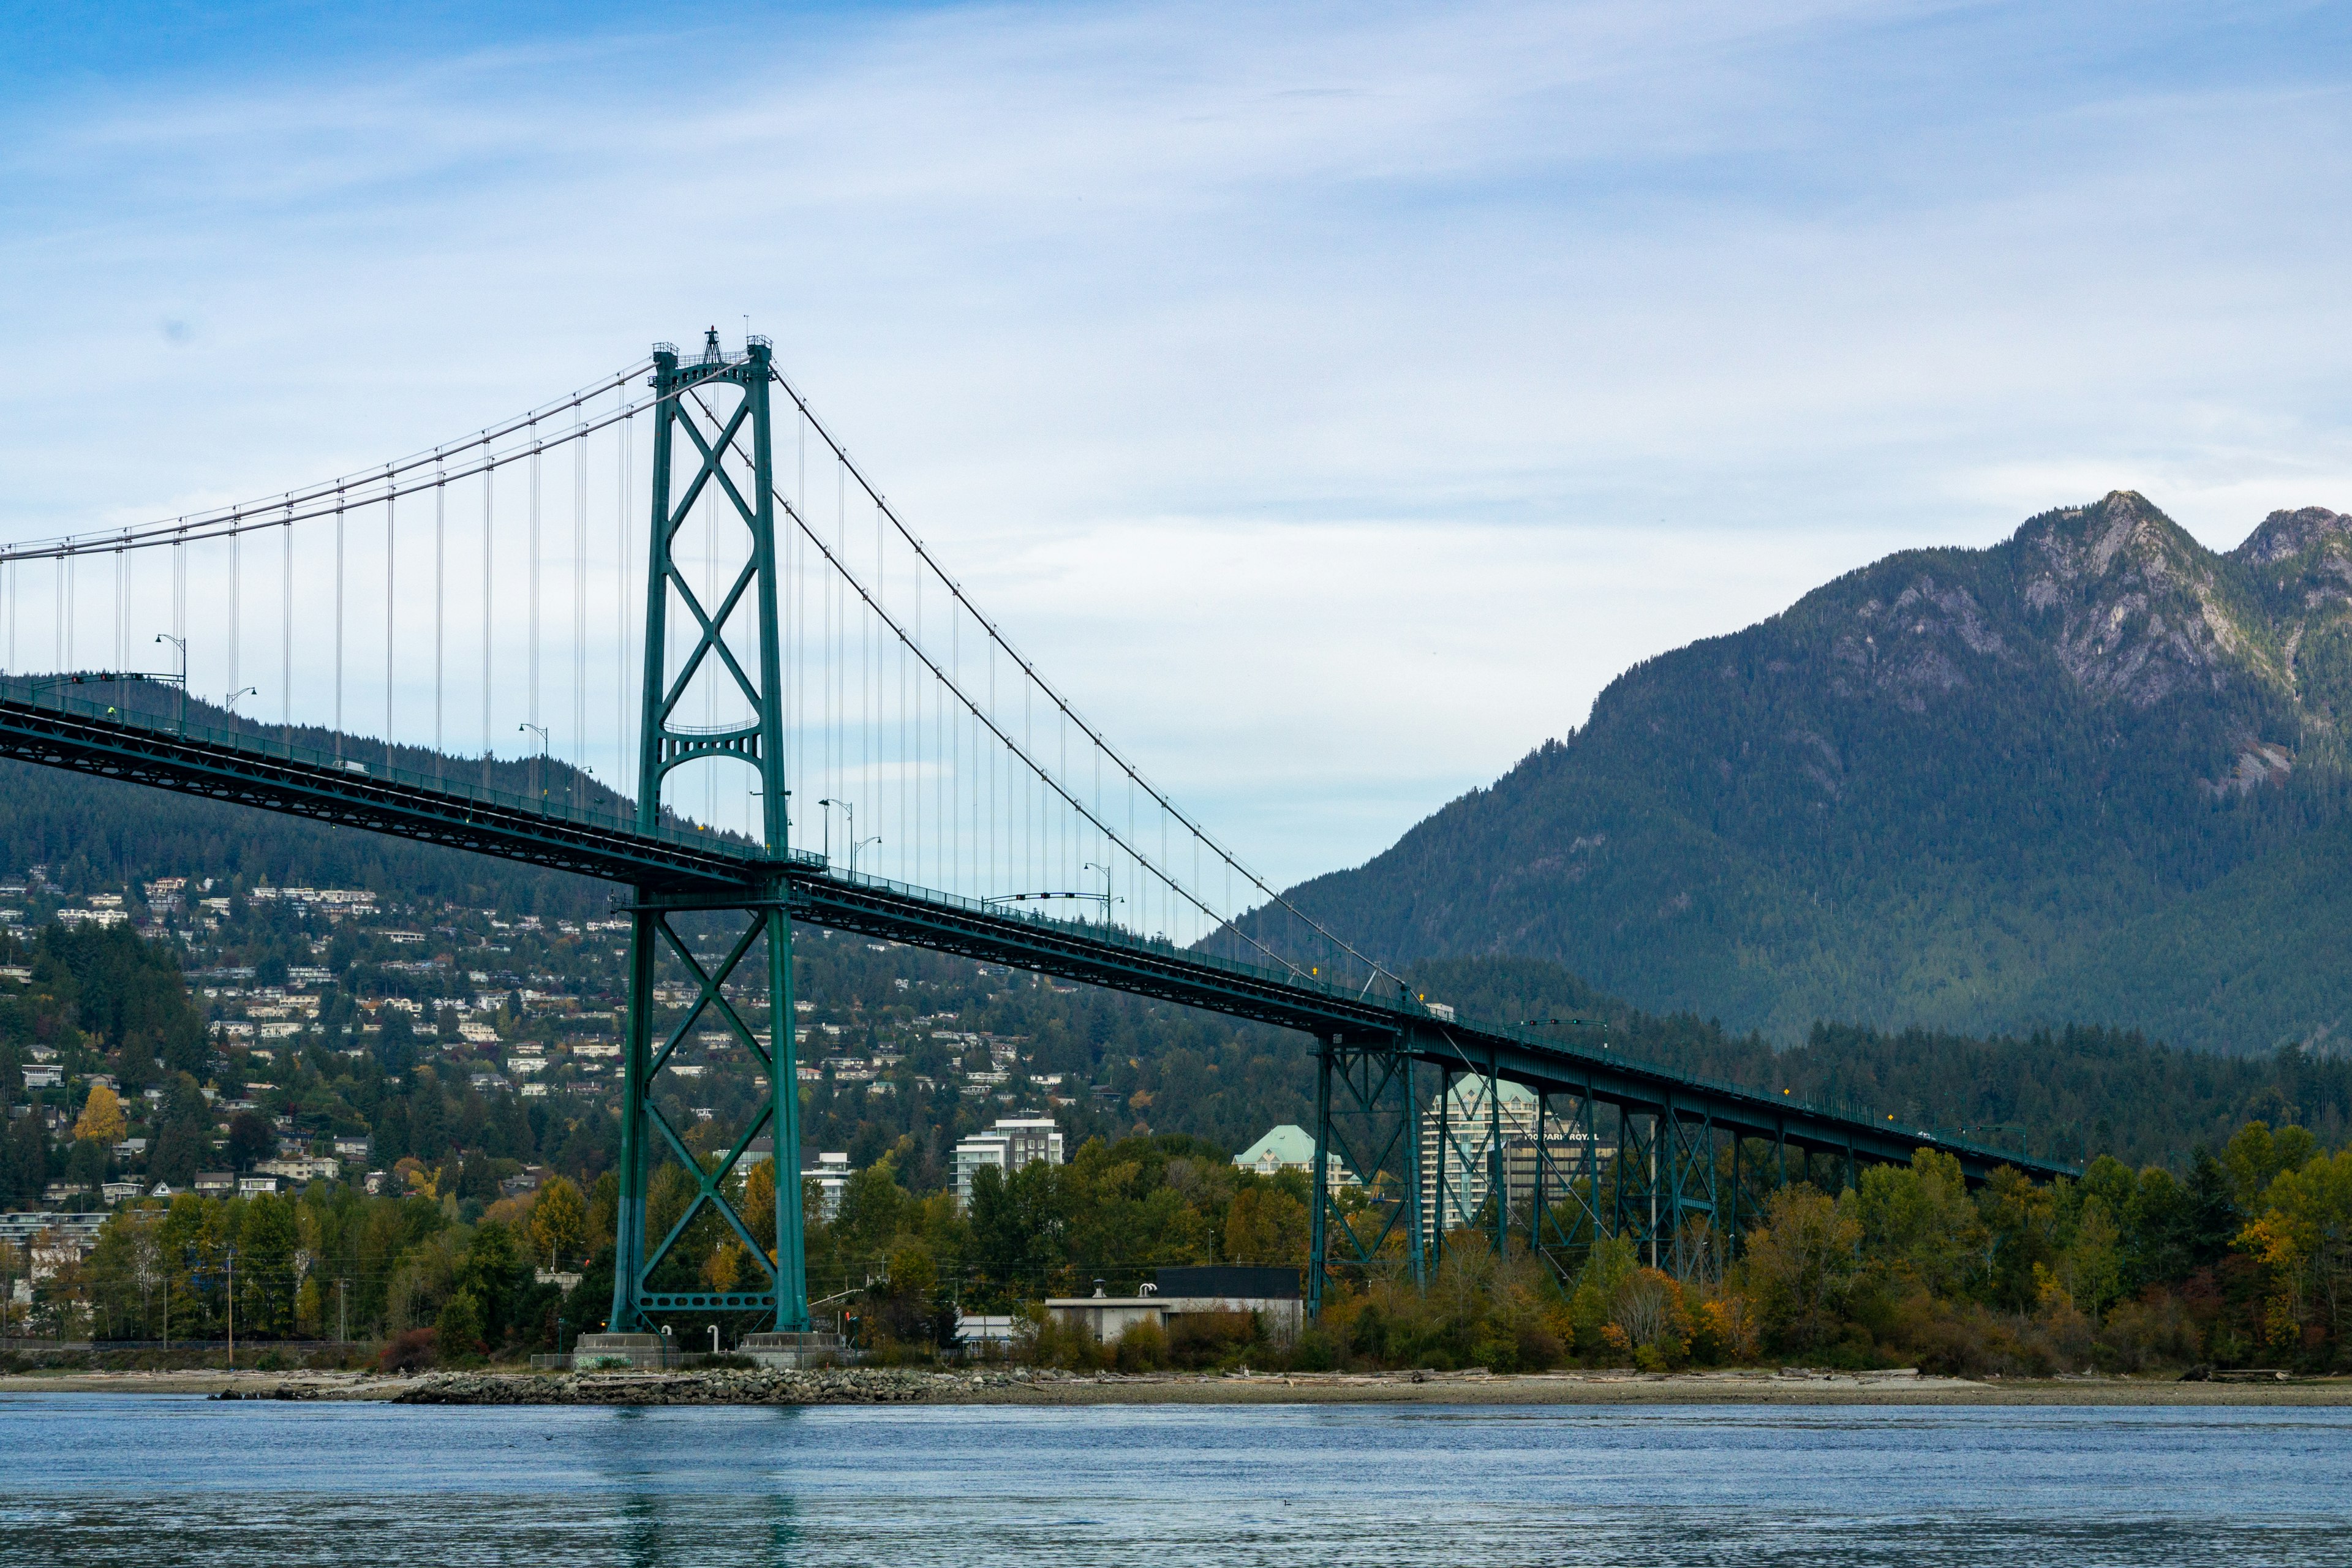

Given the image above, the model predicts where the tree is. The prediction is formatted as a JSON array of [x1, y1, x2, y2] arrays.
[[1223, 1185, 1308, 1268], [238, 1193, 299, 1337], [73, 1083, 127, 1147], [2, 1111, 49, 1207], [373, 1009, 417, 1077], [452, 1220, 532, 1346], [434, 1291, 486, 1365], [1740, 1184, 1861, 1352], [530, 1177, 588, 1269], [742, 1160, 778, 1254], [225, 1111, 274, 1171]]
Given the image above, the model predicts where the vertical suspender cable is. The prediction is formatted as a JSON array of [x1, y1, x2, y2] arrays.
[[333, 501, 344, 760], [481, 447, 493, 788], [618, 406, 633, 807], [228, 530, 240, 711], [796, 407, 806, 849], [529, 425, 542, 766], [574, 400, 586, 785], [282, 510, 292, 741], [435, 458, 445, 773], [385, 478, 396, 768]]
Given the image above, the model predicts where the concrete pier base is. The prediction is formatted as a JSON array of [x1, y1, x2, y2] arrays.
[[738, 1332, 850, 1369]]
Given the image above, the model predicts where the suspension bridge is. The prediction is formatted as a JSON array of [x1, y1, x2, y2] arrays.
[[0, 331, 2071, 1342]]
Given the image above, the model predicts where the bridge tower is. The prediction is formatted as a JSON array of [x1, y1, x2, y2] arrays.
[[599, 330, 813, 1352]]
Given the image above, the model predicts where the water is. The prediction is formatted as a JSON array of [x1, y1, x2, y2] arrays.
[[2, 1395, 2349, 1565]]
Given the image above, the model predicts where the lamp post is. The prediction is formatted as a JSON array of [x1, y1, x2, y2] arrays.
[[225, 685, 257, 717], [519, 722, 549, 805], [817, 798, 851, 867], [154, 633, 187, 731], [1082, 862, 1118, 924]]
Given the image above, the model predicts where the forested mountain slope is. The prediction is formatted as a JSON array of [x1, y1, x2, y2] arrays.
[[1270, 494, 2352, 1053]]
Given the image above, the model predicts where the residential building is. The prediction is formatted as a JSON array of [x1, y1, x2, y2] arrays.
[[952, 1117, 1064, 1207], [238, 1175, 281, 1196], [804, 1151, 852, 1221], [193, 1172, 235, 1197], [1232, 1125, 1357, 1189], [255, 1156, 341, 1183]]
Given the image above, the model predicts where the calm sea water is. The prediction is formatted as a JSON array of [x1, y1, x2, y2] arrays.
[[1, 1395, 2348, 1566]]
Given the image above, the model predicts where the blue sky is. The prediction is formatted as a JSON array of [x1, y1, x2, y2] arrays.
[[4, 1, 2351, 886]]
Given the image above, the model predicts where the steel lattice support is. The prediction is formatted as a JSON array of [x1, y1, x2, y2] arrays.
[[1530, 1089, 1603, 1276], [1612, 1110, 1663, 1267], [1309, 1035, 1424, 1314], [609, 335, 807, 1335], [1664, 1099, 1721, 1284]]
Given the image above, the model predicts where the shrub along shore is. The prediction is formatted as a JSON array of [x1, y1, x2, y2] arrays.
[[18, 1116, 2352, 1384]]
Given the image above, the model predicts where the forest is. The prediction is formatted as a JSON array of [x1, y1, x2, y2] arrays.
[[12, 1117, 2351, 1382]]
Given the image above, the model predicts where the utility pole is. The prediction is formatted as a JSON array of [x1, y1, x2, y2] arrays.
[[337, 1278, 347, 1345], [225, 1246, 236, 1370]]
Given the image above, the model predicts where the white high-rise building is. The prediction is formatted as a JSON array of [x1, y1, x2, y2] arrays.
[[1417, 1078, 1610, 1238], [953, 1116, 1065, 1207]]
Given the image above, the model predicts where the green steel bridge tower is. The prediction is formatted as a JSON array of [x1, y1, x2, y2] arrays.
[[606, 334, 810, 1341]]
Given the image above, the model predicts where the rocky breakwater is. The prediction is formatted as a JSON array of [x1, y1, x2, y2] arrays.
[[398, 1366, 1057, 1406]]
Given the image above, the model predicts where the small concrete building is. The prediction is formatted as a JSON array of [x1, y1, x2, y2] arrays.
[[1045, 1265, 1304, 1346]]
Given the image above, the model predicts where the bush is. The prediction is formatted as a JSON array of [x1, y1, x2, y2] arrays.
[[379, 1327, 437, 1374], [1114, 1318, 1168, 1373], [434, 1293, 486, 1366], [2095, 1292, 2203, 1373], [1167, 1310, 1257, 1370]]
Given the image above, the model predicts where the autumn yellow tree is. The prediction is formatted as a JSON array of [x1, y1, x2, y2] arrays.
[[1739, 1183, 1861, 1352], [529, 1176, 588, 1270], [73, 1084, 127, 1146], [1223, 1185, 1308, 1267]]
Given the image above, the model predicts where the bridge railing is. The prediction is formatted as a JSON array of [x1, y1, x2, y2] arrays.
[[0, 673, 760, 864]]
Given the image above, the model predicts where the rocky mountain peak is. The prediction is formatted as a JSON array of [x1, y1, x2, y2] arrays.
[[2006, 491, 2264, 709], [2232, 507, 2352, 567]]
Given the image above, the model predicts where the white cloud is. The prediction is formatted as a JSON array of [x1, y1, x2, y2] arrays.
[[2, 0, 2349, 888]]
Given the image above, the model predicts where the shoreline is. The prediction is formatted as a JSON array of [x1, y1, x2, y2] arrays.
[[5, 1365, 2351, 1407]]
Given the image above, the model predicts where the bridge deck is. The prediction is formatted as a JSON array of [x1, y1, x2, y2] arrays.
[[0, 680, 2074, 1183]]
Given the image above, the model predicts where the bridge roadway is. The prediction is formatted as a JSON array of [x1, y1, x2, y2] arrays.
[[0, 678, 2075, 1184]]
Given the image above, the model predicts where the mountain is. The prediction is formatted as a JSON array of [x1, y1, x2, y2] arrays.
[[1271, 493, 2352, 1054]]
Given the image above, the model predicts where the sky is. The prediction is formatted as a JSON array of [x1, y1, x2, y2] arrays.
[[4, 0, 2350, 891]]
